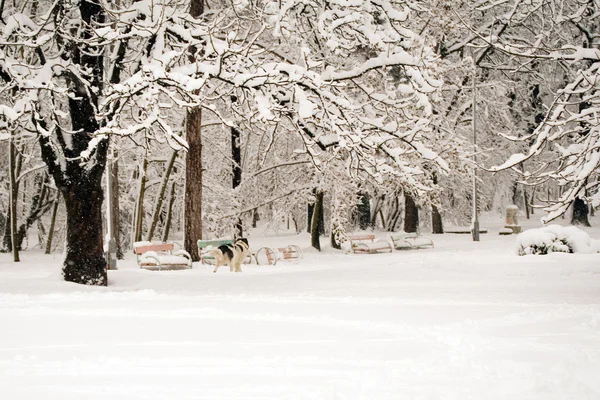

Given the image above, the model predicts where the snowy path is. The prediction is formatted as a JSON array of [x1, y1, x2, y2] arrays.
[[1, 229, 600, 399]]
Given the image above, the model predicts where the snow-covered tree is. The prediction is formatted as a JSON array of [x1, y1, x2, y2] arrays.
[[0, 0, 445, 283]]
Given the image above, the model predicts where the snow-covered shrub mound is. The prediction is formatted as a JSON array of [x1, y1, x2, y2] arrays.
[[517, 225, 600, 256]]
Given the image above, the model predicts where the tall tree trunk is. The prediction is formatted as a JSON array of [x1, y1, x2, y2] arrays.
[[162, 181, 177, 242], [110, 155, 123, 259], [404, 193, 419, 233], [184, 106, 203, 261], [571, 197, 591, 226], [147, 150, 178, 241], [8, 136, 19, 262], [134, 157, 148, 243], [184, 0, 204, 261], [311, 191, 324, 251], [232, 123, 243, 238], [15, 173, 50, 251], [45, 196, 60, 254]]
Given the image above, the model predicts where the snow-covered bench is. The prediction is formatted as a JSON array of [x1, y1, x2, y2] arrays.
[[348, 234, 392, 254], [197, 239, 233, 264], [389, 232, 434, 250], [255, 245, 303, 265], [134, 242, 192, 271]]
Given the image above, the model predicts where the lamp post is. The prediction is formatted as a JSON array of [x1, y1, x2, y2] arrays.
[[471, 50, 480, 242]]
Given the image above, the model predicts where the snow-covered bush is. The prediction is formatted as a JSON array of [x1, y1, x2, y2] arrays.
[[517, 225, 600, 256]]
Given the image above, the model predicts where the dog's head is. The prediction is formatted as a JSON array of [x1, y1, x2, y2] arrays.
[[235, 238, 249, 251]]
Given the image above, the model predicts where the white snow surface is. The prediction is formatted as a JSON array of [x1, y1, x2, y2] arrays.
[[1, 217, 600, 399]]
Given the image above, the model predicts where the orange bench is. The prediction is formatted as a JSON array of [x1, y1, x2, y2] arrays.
[[134, 242, 192, 270]]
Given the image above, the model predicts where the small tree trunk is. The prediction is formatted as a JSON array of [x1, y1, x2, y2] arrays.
[[523, 189, 530, 219], [357, 192, 370, 230], [571, 197, 591, 227], [432, 204, 443, 234], [404, 193, 419, 233], [147, 150, 178, 241], [162, 181, 177, 242], [45, 196, 60, 254], [232, 124, 243, 238], [134, 157, 148, 243], [431, 173, 443, 234], [15, 173, 50, 251], [311, 191, 324, 251]]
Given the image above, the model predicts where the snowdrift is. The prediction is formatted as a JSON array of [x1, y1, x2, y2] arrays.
[[517, 224, 600, 255]]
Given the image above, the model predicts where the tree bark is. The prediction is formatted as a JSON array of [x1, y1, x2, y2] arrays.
[[62, 179, 107, 285], [183, 0, 204, 261], [162, 181, 177, 242], [45, 196, 60, 254], [110, 156, 123, 259], [431, 173, 443, 234], [184, 106, 203, 261], [147, 150, 178, 241], [232, 124, 243, 238], [8, 136, 19, 262], [357, 192, 370, 230], [134, 157, 148, 243], [404, 193, 419, 233], [571, 197, 591, 226], [432, 204, 443, 234], [311, 191, 324, 251], [15, 173, 51, 251]]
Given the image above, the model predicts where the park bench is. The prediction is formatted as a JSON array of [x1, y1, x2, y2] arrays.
[[348, 234, 392, 254], [134, 242, 192, 270], [255, 245, 303, 265], [389, 232, 434, 250], [197, 239, 233, 264]]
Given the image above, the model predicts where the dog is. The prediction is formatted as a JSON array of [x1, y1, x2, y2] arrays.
[[209, 238, 249, 273]]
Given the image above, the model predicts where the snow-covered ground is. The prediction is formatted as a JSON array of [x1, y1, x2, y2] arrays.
[[1, 216, 600, 399]]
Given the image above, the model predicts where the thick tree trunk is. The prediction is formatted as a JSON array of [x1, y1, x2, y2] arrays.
[[183, 0, 204, 261], [62, 179, 107, 285], [404, 193, 419, 233], [311, 191, 324, 251], [571, 197, 591, 226], [184, 106, 203, 261]]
